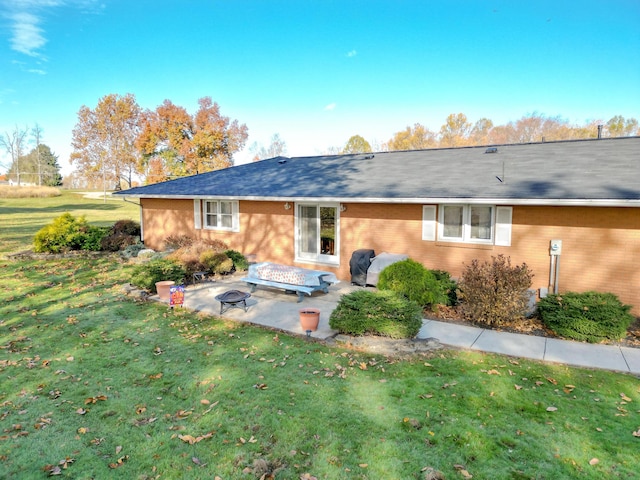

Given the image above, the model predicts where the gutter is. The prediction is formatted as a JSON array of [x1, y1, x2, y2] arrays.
[[111, 194, 640, 208]]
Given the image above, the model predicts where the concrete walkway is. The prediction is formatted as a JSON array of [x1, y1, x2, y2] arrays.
[[169, 276, 639, 375]]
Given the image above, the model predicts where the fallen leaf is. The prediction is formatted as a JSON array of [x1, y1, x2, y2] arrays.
[[108, 455, 129, 469], [486, 369, 501, 375], [200, 399, 210, 405], [192, 456, 207, 466], [632, 428, 640, 437], [546, 406, 558, 412], [77, 427, 87, 434], [115, 445, 122, 455], [454, 464, 473, 478], [514, 385, 523, 390], [589, 458, 599, 466], [75, 408, 88, 415], [620, 393, 632, 402], [358, 463, 368, 468]]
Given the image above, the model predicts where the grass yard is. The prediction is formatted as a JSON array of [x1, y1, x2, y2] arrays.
[[0, 194, 638, 479], [0, 190, 139, 256]]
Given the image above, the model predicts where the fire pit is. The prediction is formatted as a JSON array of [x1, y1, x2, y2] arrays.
[[214, 290, 251, 314]]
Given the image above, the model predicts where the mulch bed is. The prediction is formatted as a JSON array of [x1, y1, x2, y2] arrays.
[[427, 305, 640, 349]]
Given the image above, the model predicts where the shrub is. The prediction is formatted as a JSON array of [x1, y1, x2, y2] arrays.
[[200, 251, 234, 275], [100, 232, 139, 252], [377, 259, 449, 309], [81, 226, 110, 251], [224, 250, 249, 271], [165, 234, 194, 250], [120, 243, 145, 259], [130, 258, 186, 293], [538, 291, 634, 343], [457, 255, 533, 326], [329, 290, 423, 339], [111, 219, 141, 237], [33, 213, 93, 253], [432, 269, 458, 306]]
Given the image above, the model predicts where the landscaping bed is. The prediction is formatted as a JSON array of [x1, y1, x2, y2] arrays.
[[429, 305, 640, 349]]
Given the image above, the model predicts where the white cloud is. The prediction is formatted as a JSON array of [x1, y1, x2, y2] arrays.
[[3, 0, 100, 59], [9, 12, 47, 56], [324, 102, 337, 111], [346, 49, 357, 57]]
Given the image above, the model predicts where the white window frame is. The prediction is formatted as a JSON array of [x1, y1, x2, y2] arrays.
[[294, 202, 340, 265], [202, 199, 239, 232], [432, 204, 508, 245]]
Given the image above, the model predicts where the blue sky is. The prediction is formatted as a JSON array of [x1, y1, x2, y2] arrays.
[[1, 0, 639, 175]]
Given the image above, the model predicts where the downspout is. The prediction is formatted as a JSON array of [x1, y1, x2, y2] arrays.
[[122, 196, 144, 244]]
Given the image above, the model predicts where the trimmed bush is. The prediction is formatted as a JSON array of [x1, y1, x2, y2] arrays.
[[224, 250, 249, 271], [34, 213, 94, 253], [130, 258, 186, 294], [457, 255, 533, 326], [538, 291, 634, 343], [377, 259, 449, 309], [329, 290, 423, 339]]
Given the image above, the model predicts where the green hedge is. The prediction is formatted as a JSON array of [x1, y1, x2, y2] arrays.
[[377, 259, 450, 308], [538, 291, 634, 343], [329, 290, 423, 339]]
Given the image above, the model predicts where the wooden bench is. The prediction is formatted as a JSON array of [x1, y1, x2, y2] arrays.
[[240, 262, 338, 303]]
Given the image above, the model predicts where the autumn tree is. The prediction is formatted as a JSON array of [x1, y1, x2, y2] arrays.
[[250, 133, 287, 161], [606, 115, 639, 137], [0, 126, 28, 185], [137, 97, 248, 182], [342, 135, 372, 154], [7, 144, 61, 186], [387, 123, 436, 151], [439, 113, 472, 147], [469, 118, 494, 145], [70, 93, 142, 190]]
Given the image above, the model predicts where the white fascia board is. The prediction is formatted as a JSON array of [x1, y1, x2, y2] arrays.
[[116, 194, 640, 208]]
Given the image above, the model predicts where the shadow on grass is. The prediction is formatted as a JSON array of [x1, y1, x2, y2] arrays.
[[0, 203, 121, 215]]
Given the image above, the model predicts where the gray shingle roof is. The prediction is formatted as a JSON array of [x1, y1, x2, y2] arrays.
[[115, 137, 640, 205]]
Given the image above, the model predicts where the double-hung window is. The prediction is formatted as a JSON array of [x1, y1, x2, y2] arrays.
[[202, 200, 239, 232], [422, 204, 512, 245], [295, 203, 339, 264]]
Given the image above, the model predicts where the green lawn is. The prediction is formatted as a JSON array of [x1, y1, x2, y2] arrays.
[[0, 190, 139, 256], [0, 194, 638, 479]]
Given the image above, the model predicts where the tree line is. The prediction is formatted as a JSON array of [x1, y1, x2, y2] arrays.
[[341, 113, 639, 154], [0, 124, 62, 186]]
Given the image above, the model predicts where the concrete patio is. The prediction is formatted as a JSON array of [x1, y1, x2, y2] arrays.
[[160, 275, 640, 376]]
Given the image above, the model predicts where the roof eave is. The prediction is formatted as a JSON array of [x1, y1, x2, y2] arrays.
[[114, 193, 640, 207]]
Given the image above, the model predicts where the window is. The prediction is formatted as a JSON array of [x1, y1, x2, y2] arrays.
[[296, 203, 339, 264], [440, 204, 493, 243], [202, 200, 239, 232], [423, 204, 512, 245]]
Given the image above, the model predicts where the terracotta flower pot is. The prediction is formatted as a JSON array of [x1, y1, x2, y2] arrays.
[[299, 308, 320, 331], [155, 280, 175, 300]]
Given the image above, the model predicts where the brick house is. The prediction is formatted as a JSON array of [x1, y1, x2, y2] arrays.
[[115, 137, 640, 314]]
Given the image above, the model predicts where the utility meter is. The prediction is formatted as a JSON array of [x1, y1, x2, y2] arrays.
[[550, 239, 562, 256]]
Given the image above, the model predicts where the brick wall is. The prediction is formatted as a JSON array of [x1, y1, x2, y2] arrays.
[[140, 199, 639, 314]]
